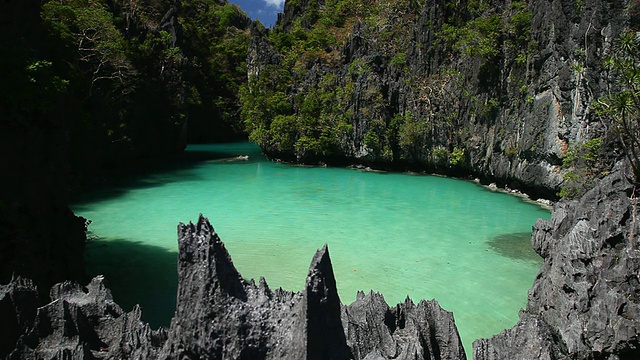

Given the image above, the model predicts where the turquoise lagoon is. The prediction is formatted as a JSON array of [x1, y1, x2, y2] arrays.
[[73, 142, 550, 354]]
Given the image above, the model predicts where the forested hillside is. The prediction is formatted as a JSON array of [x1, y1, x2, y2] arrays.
[[3, 0, 639, 288], [2, 1, 640, 358], [243, 0, 634, 199], [0, 0, 251, 288]]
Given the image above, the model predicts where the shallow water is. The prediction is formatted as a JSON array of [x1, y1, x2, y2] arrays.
[[74, 142, 550, 355]]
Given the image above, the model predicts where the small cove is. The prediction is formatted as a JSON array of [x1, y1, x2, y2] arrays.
[[74, 142, 550, 354]]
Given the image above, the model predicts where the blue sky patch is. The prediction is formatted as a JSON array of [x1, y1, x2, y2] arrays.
[[228, 0, 284, 28]]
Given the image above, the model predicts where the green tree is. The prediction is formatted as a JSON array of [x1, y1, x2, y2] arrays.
[[596, 31, 640, 179], [179, 0, 251, 141], [42, 0, 132, 95]]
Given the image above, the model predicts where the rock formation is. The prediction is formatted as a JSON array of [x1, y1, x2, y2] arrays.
[[245, 0, 630, 199], [2, 168, 640, 359], [3, 1, 640, 359], [1, 275, 166, 359], [474, 164, 640, 359], [2, 215, 466, 360], [343, 291, 465, 360]]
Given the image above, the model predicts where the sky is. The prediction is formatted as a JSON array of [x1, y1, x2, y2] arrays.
[[228, 0, 285, 28]]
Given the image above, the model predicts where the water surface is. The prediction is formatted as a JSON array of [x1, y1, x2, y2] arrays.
[[74, 142, 550, 354]]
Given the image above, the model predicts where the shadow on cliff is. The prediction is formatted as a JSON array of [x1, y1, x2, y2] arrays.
[[487, 232, 542, 263], [84, 237, 178, 329]]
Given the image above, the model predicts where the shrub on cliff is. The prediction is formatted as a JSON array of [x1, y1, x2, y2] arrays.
[[595, 30, 640, 181], [240, 0, 534, 170]]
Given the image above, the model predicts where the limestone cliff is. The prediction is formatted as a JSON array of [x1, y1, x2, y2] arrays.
[[244, 0, 630, 199], [474, 164, 640, 359], [0, 0, 87, 292]]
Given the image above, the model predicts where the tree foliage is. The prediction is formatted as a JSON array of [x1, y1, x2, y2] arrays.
[[3, 0, 251, 186], [595, 31, 640, 180], [241, 65, 352, 160], [558, 138, 604, 198], [240, 0, 535, 169], [439, 1, 531, 60], [42, 0, 132, 94], [178, 0, 251, 141]]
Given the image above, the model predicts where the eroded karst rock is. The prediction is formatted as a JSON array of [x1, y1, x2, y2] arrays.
[[6, 275, 165, 359], [343, 291, 465, 360], [2, 215, 465, 360], [474, 165, 640, 359], [162, 214, 464, 359], [0, 277, 39, 358]]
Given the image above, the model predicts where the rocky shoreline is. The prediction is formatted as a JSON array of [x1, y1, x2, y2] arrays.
[[475, 164, 640, 359], [2, 0, 639, 358], [2, 166, 639, 359]]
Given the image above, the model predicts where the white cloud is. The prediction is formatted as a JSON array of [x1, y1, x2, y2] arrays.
[[263, 0, 285, 9]]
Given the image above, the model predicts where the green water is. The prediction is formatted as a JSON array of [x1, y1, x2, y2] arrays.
[[73, 142, 550, 354]]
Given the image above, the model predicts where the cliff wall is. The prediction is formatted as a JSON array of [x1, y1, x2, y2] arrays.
[[474, 163, 640, 359], [244, 0, 630, 199]]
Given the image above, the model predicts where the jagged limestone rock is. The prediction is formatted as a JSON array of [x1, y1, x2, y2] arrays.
[[2, 215, 465, 360], [162, 214, 463, 359], [8, 276, 165, 359], [343, 291, 465, 360], [474, 165, 640, 359], [0, 277, 39, 358]]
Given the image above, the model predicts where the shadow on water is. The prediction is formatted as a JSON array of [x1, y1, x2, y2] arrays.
[[85, 237, 178, 329], [487, 232, 542, 263], [74, 142, 265, 206]]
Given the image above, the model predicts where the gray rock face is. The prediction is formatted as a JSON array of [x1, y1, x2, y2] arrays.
[[162, 215, 349, 359], [246, 0, 629, 199], [0, 277, 39, 358], [343, 291, 465, 360], [2, 214, 465, 360], [474, 165, 640, 359], [162, 214, 463, 359], [472, 313, 562, 360], [5, 275, 165, 359]]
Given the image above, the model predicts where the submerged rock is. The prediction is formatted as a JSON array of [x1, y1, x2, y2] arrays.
[[474, 165, 640, 359], [2, 214, 465, 360]]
